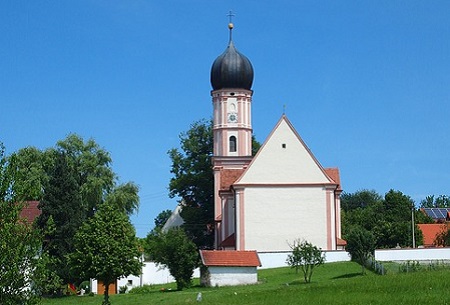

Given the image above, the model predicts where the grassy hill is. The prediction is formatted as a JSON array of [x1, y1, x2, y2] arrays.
[[41, 262, 449, 305]]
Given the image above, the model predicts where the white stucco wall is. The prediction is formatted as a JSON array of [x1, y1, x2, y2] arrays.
[[236, 118, 330, 184], [375, 248, 450, 262], [243, 186, 329, 251], [91, 262, 200, 294], [207, 266, 257, 287], [258, 251, 350, 269]]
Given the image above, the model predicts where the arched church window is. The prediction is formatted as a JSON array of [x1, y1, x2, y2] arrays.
[[229, 136, 237, 152]]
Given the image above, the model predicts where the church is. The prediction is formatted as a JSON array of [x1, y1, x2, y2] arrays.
[[210, 22, 345, 253]]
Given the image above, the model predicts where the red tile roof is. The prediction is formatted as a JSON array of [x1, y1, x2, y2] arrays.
[[19, 201, 41, 224], [324, 167, 341, 191], [220, 169, 245, 191], [219, 233, 236, 248], [418, 224, 448, 247], [200, 250, 261, 267], [336, 237, 347, 246]]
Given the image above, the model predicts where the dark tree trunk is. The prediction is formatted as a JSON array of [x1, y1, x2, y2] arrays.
[[102, 282, 111, 305]]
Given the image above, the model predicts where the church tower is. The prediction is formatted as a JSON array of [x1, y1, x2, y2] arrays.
[[210, 22, 254, 249]]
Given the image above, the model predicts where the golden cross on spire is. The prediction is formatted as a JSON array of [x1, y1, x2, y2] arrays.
[[227, 10, 235, 23], [227, 10, 235, 41]]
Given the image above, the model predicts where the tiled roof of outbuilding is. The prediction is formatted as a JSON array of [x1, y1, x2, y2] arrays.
[[200, 250, 261, 267]]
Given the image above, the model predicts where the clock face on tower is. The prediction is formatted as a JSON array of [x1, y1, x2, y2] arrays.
[[227, 112, 238, 123]]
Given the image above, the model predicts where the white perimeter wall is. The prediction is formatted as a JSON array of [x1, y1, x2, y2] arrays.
[[91, 262, 200, 294], [258, 251, 350, 269], [208, 266, 257, 287], [91, 252, 351, 293], [244, 186, 328, 251], [375, 248, 450, 262]]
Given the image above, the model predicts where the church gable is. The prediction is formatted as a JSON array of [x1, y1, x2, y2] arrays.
[[235, 115, 333, 185]]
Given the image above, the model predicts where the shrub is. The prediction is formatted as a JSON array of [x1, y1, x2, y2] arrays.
[[129, 284, 156, 294], [286, 239, 325, 283]]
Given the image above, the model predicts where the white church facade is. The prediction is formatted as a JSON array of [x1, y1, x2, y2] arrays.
[[210, 23, 345, 253]]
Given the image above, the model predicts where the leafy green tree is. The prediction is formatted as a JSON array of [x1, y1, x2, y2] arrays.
[[346, 227, 376, 275], [6, 146, 51, 201], [147, 227, 199, 290], [0, 143, 42, 305], [420, 195, 450, 208], [342, 189, 423, 248], [36, 151, 84, 283], [55, 134, 116, 216], [104, 182, 140, 216], [341, 189, 383, 212], [154, 209, 173, 230], [168, 120, 260, 249], [286, 239, 325, 283], [434, 228, 450, 246], [69, 200, 142, 305], [168, 120, 215, 249]]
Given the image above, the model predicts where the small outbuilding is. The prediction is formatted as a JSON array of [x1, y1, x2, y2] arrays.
[[199, 250, 261, 287]]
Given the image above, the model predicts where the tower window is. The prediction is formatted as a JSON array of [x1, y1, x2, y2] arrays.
[[282, 143, 286, 148], [229, 136, 237, 152]]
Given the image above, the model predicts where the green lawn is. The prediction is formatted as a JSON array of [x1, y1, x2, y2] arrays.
[[41, 262, 450, 305]]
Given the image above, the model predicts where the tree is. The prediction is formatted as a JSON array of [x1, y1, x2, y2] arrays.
[[0, 143, 42, 305], [6, 146, 51, 201], [154, 209, 172, 230], [34, 135, 139, 288], [346, 227, 375, 275], [168, 120, 215, 249], [342, 189, 423, 248], [286, 239, 325, 283], [434, 228, 450, 246], [341, 189, 383, 212], [420, 195, 450, 208], [104, 182, 140, 216], [69, 200, 142, 305], [168, 119, 260, 249], [146, 227, 199, 290], [55, 134, 116, 216], [36, 151, 84, 284]]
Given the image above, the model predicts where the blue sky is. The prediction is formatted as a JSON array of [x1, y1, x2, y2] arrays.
[[1, 1, 449, 237]]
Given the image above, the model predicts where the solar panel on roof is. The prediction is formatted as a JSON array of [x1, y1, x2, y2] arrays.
[[423, 208, 450, 220]]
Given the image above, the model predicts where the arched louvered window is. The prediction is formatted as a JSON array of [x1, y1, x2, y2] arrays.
[[229, 136, 237, 152]]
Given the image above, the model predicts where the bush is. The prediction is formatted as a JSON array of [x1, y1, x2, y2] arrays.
[[399, 261, 421, 273], [346, 227, 376, 275], [119, 286, 128, 294], [129, 284, 156, 294], [286, 239, 325, 283]]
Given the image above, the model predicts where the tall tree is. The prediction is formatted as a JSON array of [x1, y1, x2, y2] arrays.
[[168, 120, 214, 248], [36, 151, 84, 283], [0, 143, 42, 305], [168, 119, 260, 249], [420, 195, 450, 208], [6, 146, 51, 201], [342, 189, 423, 248], [55, 134, 116, 216], [105, 182, 140, 216], [69, 199, 142, 305], [340, 189, 383, 212]]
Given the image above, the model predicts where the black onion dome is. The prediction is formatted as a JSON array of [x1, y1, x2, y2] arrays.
[[211, 40, 254, 90]]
